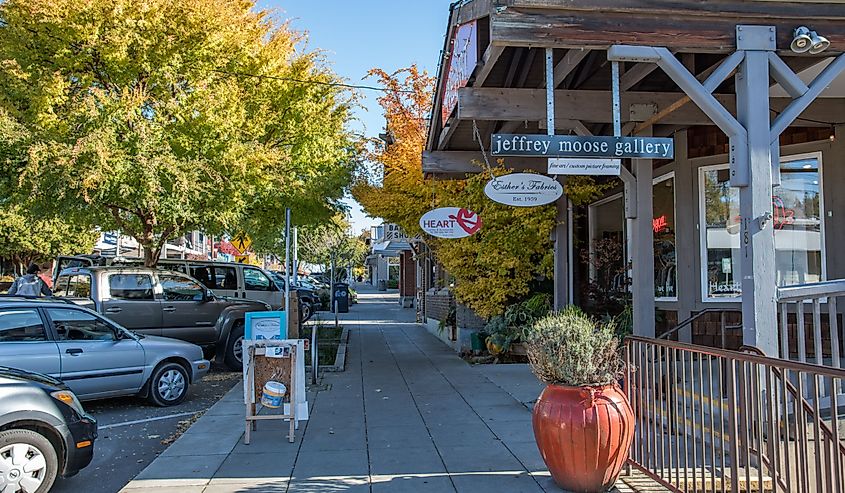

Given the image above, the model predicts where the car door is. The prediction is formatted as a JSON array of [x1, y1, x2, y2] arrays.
[[46, 307, 145, 398], [242, 266, 282, 309], [158, 273, 218, 345], [100, 272, 163, 336], [0, 307, 61, 379], [211, 265, 239, 299]]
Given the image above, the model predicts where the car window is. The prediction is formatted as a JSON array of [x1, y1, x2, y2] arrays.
[[160, 274, 205, 301], [108, 274, 154, 300], [189, 265, 214, 289], [244, 268, 272, 291], [47, 308, 115, 342], [0, 309, 47, 342], [213, 266, 238, 290], [53, 274, 92, 298]]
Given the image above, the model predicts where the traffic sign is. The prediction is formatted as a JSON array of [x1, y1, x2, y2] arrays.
[[232, 234, 252, 255], [235, 255, 250, 264]]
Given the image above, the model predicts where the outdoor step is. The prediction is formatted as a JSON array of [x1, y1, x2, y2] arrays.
[[619, 467, 773, 492]]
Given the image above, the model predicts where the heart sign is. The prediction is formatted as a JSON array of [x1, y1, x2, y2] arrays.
[[420, 207, 483, 239], [449, 208, 482, 235]]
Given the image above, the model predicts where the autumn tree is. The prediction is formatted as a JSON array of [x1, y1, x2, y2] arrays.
[[353, 67, 557, 318], [0, 0, 355, 266], [298, 215, 368, 279]]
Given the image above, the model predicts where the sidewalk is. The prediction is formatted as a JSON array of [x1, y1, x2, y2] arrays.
[[119, 288, 643, 493]]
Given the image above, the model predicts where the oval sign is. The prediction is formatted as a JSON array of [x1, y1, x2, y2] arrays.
[[420, 207, 482, 239], [484, 173, 562, 207]]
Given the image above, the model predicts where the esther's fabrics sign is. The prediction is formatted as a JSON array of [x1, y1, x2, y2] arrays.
[[484, 173, 562, 206], [420, 207, 482, 239], [490, 134, 674, 159]]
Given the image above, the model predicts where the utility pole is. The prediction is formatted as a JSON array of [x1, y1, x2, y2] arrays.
[[293, 227, 299, 284], [284, 208, 291, 315]]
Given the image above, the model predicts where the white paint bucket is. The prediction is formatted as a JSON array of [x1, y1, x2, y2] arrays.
[[261, 381, 287, 408]]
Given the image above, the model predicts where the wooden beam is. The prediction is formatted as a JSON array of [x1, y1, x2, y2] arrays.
[[422, 151, 548, 175], [490, 6, 845, 54], [541, 48, 591, 89], [456, 87, 839, 126], [620, 62, 661, 91], [473, 45, 505, 88]]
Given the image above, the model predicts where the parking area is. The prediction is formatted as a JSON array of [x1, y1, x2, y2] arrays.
[[52, 363, 241, 493]]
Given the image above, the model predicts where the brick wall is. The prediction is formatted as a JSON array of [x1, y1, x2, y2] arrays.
[[399, 251, 416, 297], [457, 303, 486, 330], [425, 290, 453, 322]]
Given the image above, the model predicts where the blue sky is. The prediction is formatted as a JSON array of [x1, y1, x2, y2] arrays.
[[260, 1, 454, 234]]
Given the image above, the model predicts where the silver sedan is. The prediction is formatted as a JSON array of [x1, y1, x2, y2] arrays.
[[0, 299, 210, 406]]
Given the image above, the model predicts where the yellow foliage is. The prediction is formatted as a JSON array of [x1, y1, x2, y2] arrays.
[[352, 67, 555, 319]]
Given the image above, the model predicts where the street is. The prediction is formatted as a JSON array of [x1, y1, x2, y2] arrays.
[[52, 364, 241, 493]]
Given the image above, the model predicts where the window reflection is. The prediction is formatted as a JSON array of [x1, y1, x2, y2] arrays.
[[653, 176, 677, 299], [700, 156, 823, 299]]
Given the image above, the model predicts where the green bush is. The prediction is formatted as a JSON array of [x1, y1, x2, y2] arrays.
[[386, 279, 399, 289], [525, 306, 623, 387]]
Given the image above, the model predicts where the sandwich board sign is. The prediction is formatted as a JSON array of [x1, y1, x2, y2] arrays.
[[420, 207, 482, 239], [484, 173, 562, 206]]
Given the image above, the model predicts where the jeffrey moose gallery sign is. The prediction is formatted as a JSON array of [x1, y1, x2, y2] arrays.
[[490, 134, 674, 159]]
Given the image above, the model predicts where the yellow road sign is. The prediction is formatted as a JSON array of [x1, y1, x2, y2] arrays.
[[235, 255, 250, 264], [231, 234, 252, 255]]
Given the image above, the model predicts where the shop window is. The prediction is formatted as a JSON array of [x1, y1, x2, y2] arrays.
[[587, 194, 628, 307], [653, 175, 677, 300], [699, 154, 824, 300]]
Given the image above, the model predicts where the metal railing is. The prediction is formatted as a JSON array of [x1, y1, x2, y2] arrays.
[[658, 308, 742, 344], [778, 279, 845, 370], [625, 336, 845, 492]]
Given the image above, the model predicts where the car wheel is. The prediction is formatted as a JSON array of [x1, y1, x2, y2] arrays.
[[224, 322, 245, 371], [148, 362, 189, 407], [0, 429, 58, 493], [300, 302, 312, 322]]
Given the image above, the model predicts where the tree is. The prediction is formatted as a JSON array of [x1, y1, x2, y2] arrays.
[[298, 215, 368, 279], [0, 205, 98, 274], [352, 67, 557, 318], [0, 0, 355, 266]]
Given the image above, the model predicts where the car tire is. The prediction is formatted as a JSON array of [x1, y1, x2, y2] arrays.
[[147, 362, 190, 407], [0, 429, 59, 493], [224, 322, 245, 371]]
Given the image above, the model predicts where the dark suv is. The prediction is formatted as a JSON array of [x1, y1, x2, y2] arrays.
[[0, 366, 97, 492]]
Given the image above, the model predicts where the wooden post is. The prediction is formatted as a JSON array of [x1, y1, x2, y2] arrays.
[[631, 127, 656, 337]]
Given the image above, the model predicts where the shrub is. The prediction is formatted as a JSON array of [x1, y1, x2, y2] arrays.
[[386, 279, 399, 289], [525, 306, 623, 387]]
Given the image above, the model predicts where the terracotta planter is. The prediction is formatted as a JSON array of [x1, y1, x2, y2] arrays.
[[532, 383, 634, 492]]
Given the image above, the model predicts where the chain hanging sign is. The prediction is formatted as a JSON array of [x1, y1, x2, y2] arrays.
[[484, 173, 562, 207], [420, 207, 482, 239], [490, 134, 674, 159]]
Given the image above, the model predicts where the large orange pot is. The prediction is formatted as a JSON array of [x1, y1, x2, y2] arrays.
[[532, 383, 634, 492]]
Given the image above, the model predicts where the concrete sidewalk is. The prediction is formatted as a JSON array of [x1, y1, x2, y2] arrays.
[[119, 288, 632, 493]]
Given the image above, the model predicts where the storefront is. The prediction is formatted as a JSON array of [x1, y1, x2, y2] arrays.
[[423, 0, 845, 351]]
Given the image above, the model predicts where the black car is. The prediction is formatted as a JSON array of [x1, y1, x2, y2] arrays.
[[0, 366, 97, 492]]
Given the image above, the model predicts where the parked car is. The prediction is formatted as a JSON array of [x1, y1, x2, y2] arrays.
[[0, 298, 210, 406], [52, 266, 268, 369], [54, 256, 285, 310], [268, 272, 318, 322], [0, 366, 97, 492]]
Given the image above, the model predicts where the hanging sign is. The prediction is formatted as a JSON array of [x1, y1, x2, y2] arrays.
[[548, 158, 622, 176], [441, 21, 478, 125], [420, 207, 482, 239], [490, 134, 674, 159], [484, 173, 562, 207]]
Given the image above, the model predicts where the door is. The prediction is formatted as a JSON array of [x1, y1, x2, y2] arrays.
[[46, 307, 145, 398], [242, 267, 282, 308], [100, 273, 162, 335], [0, 307, 61, 378], [158, 273, 218, 345]]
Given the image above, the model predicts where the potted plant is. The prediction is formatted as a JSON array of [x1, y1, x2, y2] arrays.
[[524, 306, 633, 492]]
